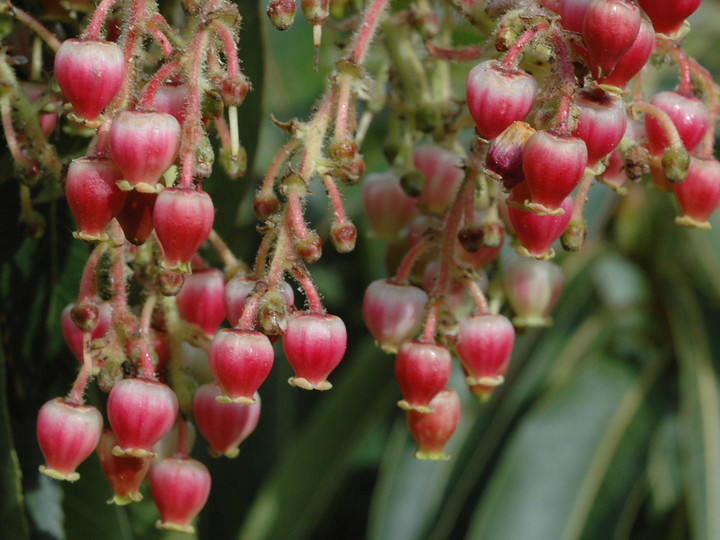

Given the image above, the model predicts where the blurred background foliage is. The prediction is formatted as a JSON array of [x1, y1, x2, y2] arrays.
[[2, 0, 720, 539]]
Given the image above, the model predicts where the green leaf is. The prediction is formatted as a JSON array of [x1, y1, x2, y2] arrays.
[[680, 213, 720, 304], [466, 358, 659, 540], [25, 475, 64, 540], [663, 275, 720, 540], [367, 371, 474, 540], [236, 338, 395, 540], [0, 342, 29, 540], [647, 416, 683, 516], [423, 244, 616, 540]]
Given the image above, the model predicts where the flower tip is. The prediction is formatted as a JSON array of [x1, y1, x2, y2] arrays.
[[111, 445, 156, 459], [288, 377, 332, 391], [414, 450, 450, 461], [397, 400, 432, 414], [109, 492, 142, 506], [39, 465, 80, 482], [215, 394, 256, 405], [156, 520, 195, 534]]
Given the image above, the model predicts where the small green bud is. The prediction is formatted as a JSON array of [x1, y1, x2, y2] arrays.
[[561, 220, 587, 252], [661, 145, 690, 184]]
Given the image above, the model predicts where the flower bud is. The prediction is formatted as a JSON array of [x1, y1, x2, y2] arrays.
[[661, 146, 690, 184], [37, 398, 103, 481], [407, 389, 461, 461], [301, 0, 329, 25], [330, 221, 356, 253], [283, 312, 347, 391], [149, 457, 211, 533], [267, 0, 297, 30]]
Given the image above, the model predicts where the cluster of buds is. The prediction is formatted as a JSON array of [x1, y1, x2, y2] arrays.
[[0, 0, 717, 530], [2, 0, 389, 531], [357, 0, 718, 459]]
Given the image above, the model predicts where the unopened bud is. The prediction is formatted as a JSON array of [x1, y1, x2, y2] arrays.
[[71, 301, 100, 333], [267, 0, 297, 30], [253, 193, 280, 220], [661, 145, 690, 184], [295, 232, 322, 262], [216, 73, 250, 107], [330, 221, 356, 253], [219, 145, 247, 179], [561, 220, 587, 252], [301, 0, 329, 25]]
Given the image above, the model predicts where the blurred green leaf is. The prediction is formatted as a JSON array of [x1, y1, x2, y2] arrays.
[[25, 475, 64, 540], [647, 416, 683, 517], [423, 244, 615, 540], [0, 343, 29, 540], [684, 213, 720, 304], [62, 451, 135, 540], [466, 358, 658, 540], [663, 274, 720, 540], [367, 370, 474, 540], [237, 338, 395, 540]]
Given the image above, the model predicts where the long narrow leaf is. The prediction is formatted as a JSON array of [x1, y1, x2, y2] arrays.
[[466, 359, 657, 540], [663, 275, 720, 540], [425, 244, 616, 540], [0, 344, 29, 540], [237, 339, 395, 540], [367, 371, 475, 540]]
